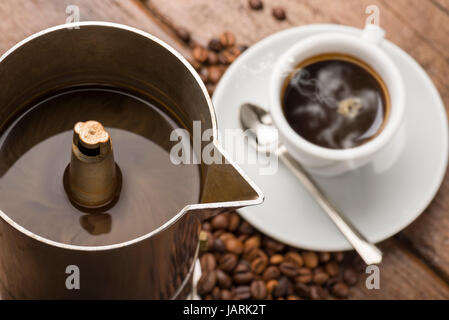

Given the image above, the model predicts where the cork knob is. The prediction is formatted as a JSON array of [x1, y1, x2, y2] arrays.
[[64, 121, 121, 210]]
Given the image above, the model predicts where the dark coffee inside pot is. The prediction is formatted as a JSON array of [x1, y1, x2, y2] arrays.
[[282, 53, 389, 149], [0, 86, 201, 246]]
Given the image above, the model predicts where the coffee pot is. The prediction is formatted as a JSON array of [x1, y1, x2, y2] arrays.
[[0, 22, 263, 299]]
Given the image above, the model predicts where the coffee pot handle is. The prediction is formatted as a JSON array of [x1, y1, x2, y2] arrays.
[[361, 24, 386, 46]]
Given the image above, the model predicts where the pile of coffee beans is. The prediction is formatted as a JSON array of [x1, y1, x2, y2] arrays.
[[198, 212, 360, 300], [177, 30, 248, 96]]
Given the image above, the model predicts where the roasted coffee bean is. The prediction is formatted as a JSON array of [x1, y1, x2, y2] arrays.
[[216, 269, 232, 289], [319, 252, 331, 263], [207, 65, 223, 84], [219, 232, 234, 243], [233, 270, 253, 285], [234, 285, 251, 300], [273, 276, 289, 298], [220, 289, 234, 300], [200, 253, 216, 272], [207, 51, 219, 65], [244, 235, 261, 253], [217, 52, 230, 65], [272, 7, 286, 21], [199, 68, 209, 83], [251, 251, 268, 274], [206, 234, 215, 252], [213, 229, 225, 238], [270, 254, 284, 265], [248, 0, 263, 10], [313, 270, 329, 285], [287, 279, 294, 296], [263, 238, 285, 252], [206, 83, 216, 96], [219, 31, 236, 47], [241, 246, 256, 262], [266, 279, 278, 295], [238, 234, 248, 243], [333, 252, 344, 262], [238, 221, 255, 235], [212, 286, 221, 300], [263, 265, 280, 281], [228, 213, 241, 232], [219, 253, 238, 272], [222, 47, 241, 63], [213, 238, 226, 252], [343, 269, 358, 286], [188, 58, 202, 71], [176, 27, 191, 43], [279, 261, 299, 278], [309, 285, 327, 300], [238, 44, 249, 53], [221, 289, 233, 300], [295, 268, 312, 284], [294, 282, 310, 298], [225, 237, 243, 255], [332, 282, 349, 298], [234, 261, 251, 273], [285, 251, 304, 268], [204, 295, 213, 300], [211, 213, 229, 230], [325, 261, 339, 277], [208, 38, 222, 52], [214, 252, 222, 261], [197, 271, 217, 295], [202, 222, 212, 232], [250, 280, 267, 299], [325, 276, 340, 290], [303, 251, 319, 268], [193, 45, 209, 63]]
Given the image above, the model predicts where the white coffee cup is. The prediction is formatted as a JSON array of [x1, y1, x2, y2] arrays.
[[269, 25, 405, 176]]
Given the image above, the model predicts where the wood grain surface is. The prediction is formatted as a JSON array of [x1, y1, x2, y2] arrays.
[[1, 0, 448, 299]]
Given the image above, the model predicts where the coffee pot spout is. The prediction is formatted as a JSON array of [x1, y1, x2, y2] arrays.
[[190, 145, 264, 221]]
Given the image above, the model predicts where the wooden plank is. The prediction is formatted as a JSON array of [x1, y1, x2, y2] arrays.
[[433, 0, 449, 13], [381, 0, 449, 59], [350, 239, 449, 299], [0, 0, 190, 57], [398, 171, 449, 281]]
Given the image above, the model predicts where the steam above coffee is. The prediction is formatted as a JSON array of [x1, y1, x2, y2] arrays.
[[282, 53, 389, 149]]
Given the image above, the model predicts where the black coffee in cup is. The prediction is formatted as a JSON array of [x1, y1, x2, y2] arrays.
[[282, 53, 390, 149]]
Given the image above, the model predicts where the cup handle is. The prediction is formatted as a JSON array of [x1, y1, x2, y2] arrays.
[[361, 24, 386, 46]]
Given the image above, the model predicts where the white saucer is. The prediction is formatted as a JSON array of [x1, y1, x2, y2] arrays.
[[213, 24, 448, 251]]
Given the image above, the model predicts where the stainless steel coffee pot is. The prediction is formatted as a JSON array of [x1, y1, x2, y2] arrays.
[[0, 22, 263, 299]]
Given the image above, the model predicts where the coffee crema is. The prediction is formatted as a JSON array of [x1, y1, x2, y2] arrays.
[[282, 53, 390, 149]]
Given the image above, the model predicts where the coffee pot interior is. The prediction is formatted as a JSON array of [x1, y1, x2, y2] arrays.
[[0, 22, 263, 299]]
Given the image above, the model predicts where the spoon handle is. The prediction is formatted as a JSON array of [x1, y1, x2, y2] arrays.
[[277, 145, 383, 265]]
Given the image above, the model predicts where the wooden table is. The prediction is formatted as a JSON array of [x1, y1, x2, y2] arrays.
[[0, 0, 448, 299]]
